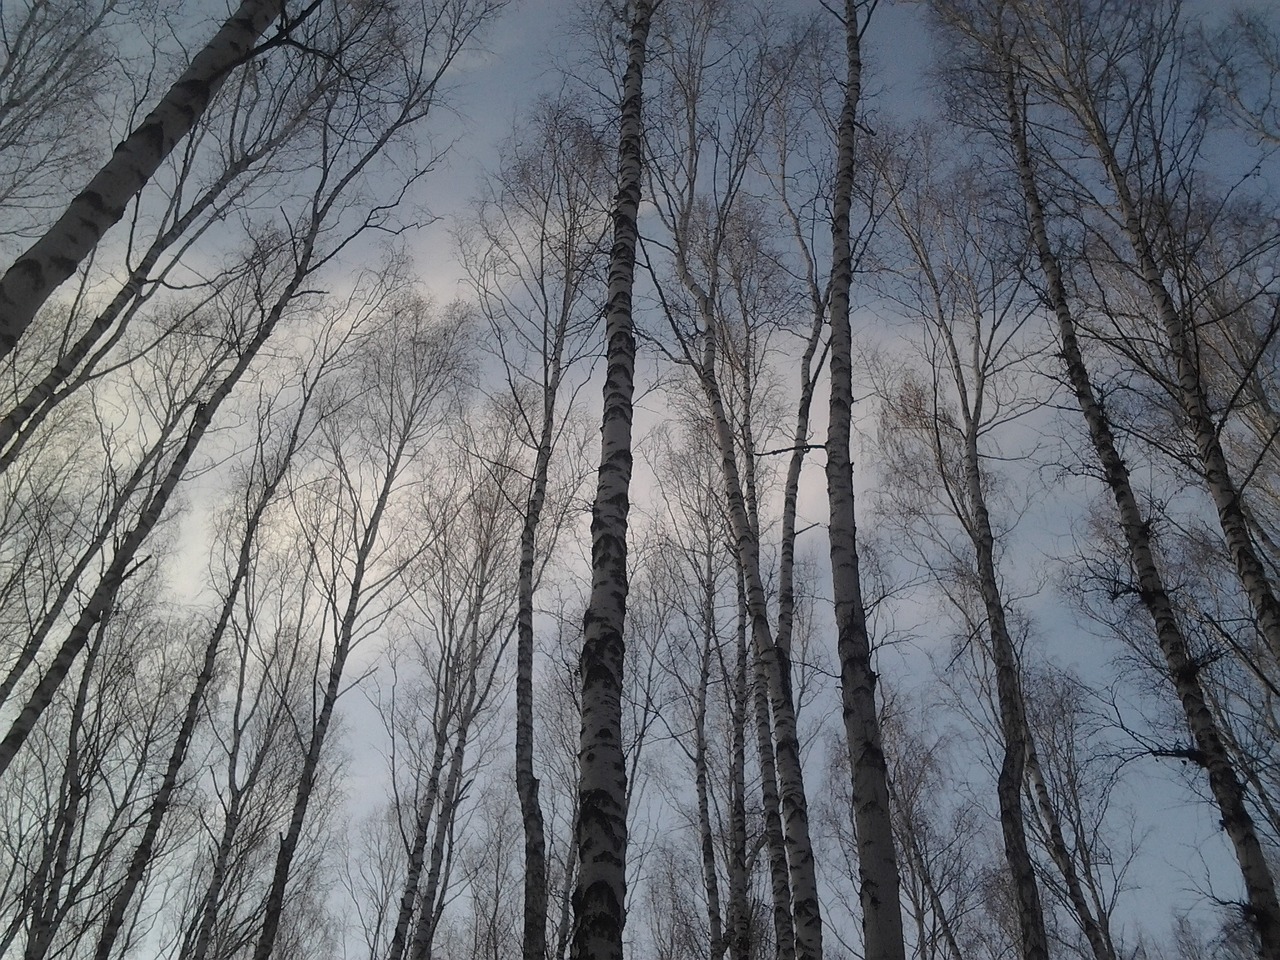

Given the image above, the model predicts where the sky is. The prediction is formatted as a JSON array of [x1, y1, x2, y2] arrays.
[[94, 0, 1258, 949], [370, 0, 1249, 945]]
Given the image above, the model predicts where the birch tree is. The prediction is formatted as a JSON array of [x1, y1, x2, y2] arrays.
[[876, 135, 1050, 960], [929, 1, 1280, 951], [376, 424, 520, 960], [642, 4, 832, 952], [823, 3, 908, 956], [572, 2, 657, 957], [0, 0, 502, 782], [459, 99, 610, 960], [0, 0, 311, 354]]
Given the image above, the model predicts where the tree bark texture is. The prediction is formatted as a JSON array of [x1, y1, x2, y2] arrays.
[[570, 4, 654, 958], [825, 4, 906, 959], [0, 0, 289, 356]]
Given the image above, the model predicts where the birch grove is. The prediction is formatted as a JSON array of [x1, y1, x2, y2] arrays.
[[3, 0, 1280, 958]]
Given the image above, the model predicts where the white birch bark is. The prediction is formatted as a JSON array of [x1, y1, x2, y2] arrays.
[[387, 728, 454, 960], [1000, 0, 1280, 677], [697, 335, 824, 960], [1079, 99, 1280, 672], [825, 4, 906, 958], [0, 71, 330, 472], [570, 4, 654, 957], [0, 290, 292, 778], [0, 0, 292, 356], [694, 552, 726, 960], [726, 569, 750, 960], [959, 425, 1050, 960], [748, 574, 797, 960]]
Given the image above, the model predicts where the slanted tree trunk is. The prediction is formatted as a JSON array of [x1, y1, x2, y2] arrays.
[[408, 734, 471, 960], [664, 285, 820, 960], [0, 74, 329, 472], [0, 0, 297, 355], [0, 288, 293, 779], [387, 729, 454, 960], [887, 775, 965, 960], [824, 4, 906, 958], [570, 3, 655, 957], [1022, 739, 1118, 960], [958, 420, 1050, 960], [1070, 79, 1280, 672], [998, 44, 1280, 959]]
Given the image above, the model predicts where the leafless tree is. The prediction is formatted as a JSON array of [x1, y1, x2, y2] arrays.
[[571, 2, 658, 958], [458, 96, 611, 960]]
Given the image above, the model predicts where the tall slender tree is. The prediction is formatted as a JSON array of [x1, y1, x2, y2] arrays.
[[571, 3, 657, 959], [824, 3, 907, 957]]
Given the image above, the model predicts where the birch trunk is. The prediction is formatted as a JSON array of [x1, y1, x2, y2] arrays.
[[696, 340, 824, 960], [570, 3, 654, 957], [387, 730, 453, 960], [516, 339, 562, 960], [1000, 51, 1280, 959], [249, 426, 411, 960], [90, 399, 313, 960], [1023, 740, 1118, 960], [1071, 95, 1280, 670], [408, 734, 471, 960], [0, 394, 187, 710], [0, 77, 328, 472], [825, 4, 905, 958], [0, 0, 290, 355], [727, 573, 750, 960], [958, 426, 1050, 960], [696, 552, 726, 960], [0, 266, 298, 778], [746, 567, 796, 960]]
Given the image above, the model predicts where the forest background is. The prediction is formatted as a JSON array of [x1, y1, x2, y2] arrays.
[[0, 1, 1277, 959]]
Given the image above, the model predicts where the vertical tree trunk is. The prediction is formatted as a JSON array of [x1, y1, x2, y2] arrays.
[[958, 424, 1050, 960], [516, 355, 561, 960], [824, 4, 906, 958], [745, 568, 796, 960], [696, 552, 726, 960], [727, 573, 751, 960], [570, 3, 654, 957]]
